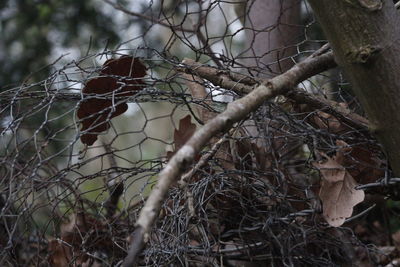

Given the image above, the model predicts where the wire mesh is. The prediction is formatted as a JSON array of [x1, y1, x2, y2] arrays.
[[0, 0, 393, 266]]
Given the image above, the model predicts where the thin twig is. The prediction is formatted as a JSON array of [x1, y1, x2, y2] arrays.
[[285, 89, 369, 131], [102, 140, 124, 218], [196, 30, 224, 68], [178, 135, 228, 188]]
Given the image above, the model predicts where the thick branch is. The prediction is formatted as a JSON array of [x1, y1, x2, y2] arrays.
[[180, 51, 336, 93], [122, 49, 337, 266], [178, 61, 255, 94], [180, 54, 368, 131]]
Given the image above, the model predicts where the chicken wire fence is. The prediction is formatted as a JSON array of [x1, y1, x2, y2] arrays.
[[0, 0, 392, 266]]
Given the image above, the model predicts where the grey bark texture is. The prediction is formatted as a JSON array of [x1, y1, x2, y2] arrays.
[[308, 0, 400, 175]]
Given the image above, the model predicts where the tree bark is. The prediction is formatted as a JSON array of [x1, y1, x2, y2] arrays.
[[307, 0, 400, 175]]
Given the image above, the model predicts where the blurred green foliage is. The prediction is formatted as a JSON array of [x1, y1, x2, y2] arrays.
[[0, 0, 121, 87]]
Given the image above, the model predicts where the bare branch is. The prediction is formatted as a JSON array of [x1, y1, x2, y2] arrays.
[[178, 59, 255, 94], [180, 53, 369, 132], [122, 48, 338, 266]]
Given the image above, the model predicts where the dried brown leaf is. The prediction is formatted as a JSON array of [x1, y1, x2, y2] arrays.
[[183, 73, 215, 123], [166, 115, 197, 159], [312, 110, 349, 134], [313, 152, 365, 227], [335, 140, 383, 184], [77, 56, 146, 145]]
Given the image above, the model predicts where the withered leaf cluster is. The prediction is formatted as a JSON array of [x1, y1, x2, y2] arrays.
[[77, 56, 146, 145]]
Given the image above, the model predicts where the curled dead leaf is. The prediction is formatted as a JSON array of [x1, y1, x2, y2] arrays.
[[77, 56, 146, 146]]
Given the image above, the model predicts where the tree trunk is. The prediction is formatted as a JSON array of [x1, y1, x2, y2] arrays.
[[242, 0, 301, 77], [308, 0, 400, 175]]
